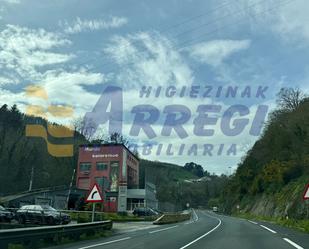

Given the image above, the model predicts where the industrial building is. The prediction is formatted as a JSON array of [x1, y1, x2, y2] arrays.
[[77, 143, 157, 212], [0, 144, 158, 213]]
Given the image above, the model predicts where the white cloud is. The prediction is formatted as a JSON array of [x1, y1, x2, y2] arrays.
[[0, 25, 73, 81], [0, 24, 106, 125], [270, 0, 309, 44], [0, 68, 105, 126], [60, 16, 128, 34], [223, 0, 309, 44], [0, 75, 19, 85], [0, 0, 20, 4], [37, 68, 104, 123], [187, 39, 251, 66], [104, 32, 194, 88]]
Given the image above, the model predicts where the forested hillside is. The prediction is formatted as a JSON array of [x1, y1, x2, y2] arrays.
[[0, 104, 86, 194], [0, 103, 229, 212], [140, 160, 228, 211], [221, 88, 309, 219]]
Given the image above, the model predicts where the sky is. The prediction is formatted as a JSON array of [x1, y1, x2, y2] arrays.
[[0, 0, 309, 175]]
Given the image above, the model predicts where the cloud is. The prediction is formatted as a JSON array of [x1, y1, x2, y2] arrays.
[[0, 0, 20, 4], [103, 32, 194, 88], [187, 39, 251, 66], [0, 75, 19, 86], [0, 24, 106, 125], [0, 25, 73, 81], [0, 68, 105, 126], [270, 0, 309, 44], [222, 0, 309, 45], [36, 68, 104, 123], [60, 16, 128, 34]]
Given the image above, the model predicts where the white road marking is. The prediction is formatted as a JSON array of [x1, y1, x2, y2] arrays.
[[179, 216, 222, 249], [149, 225, 178, 234], [260, 225, 277, 234], [192, 209, 199, 222], [126, 225, 158, 232], [185, 209, 199, 225], [248, 220, 258, 225], [78, 237, 131, 249], [283, 238, 304, 249]]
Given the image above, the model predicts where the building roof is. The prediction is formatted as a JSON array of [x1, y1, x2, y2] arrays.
[[79, 143, 140, 161]]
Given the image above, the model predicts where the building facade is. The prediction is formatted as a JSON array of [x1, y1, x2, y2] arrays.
[[76, 144, 140, 212]]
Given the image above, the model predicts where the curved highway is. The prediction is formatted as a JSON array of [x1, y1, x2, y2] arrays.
[[48, 210, 309, 249]]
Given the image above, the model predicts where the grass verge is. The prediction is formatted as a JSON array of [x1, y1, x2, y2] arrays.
[[235, 212, 309, 234]]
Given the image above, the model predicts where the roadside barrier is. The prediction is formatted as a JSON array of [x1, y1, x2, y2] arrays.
[[0, 220, 112, 249], [153, 213, 191, 225]]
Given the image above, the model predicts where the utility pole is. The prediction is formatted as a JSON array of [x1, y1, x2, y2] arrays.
[[66, 128, 77, 210], [28, 165, 34, 191], [66, 169, 76, 210]]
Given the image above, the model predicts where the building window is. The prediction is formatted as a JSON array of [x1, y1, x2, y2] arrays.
[[96, 162, 108, 171], [95, 176, 108, 191], [80, 162, 91, 171], [78, 177, 90, 189], [110, 161, 119, 191]]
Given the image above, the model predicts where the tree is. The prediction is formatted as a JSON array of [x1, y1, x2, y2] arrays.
[[184, 162, 204, 177], [276, 88, 306, 111]]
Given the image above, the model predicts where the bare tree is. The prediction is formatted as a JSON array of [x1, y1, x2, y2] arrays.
[[105, 132, 129, 146], [71, 116, 97, 141], [276, 88, 306, 111]]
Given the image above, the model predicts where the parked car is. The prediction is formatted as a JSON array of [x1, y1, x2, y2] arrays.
[[0, 205, 14, 222], [16, 205, 70, 225], [212, 206, 218, 212], [133, 207, 159, 217]]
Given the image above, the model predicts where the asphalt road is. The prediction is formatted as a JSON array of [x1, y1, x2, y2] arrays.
[[48, 210, 309, 249]]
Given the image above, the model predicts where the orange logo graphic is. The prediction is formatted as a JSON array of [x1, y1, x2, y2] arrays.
[[25, 85, 74, 157]]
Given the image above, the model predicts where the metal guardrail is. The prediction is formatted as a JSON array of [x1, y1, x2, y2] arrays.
[[0, 220, 112, 249]]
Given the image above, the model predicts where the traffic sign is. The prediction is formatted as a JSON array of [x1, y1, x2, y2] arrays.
[[303, 184, 309, 200], [86, 183, 104, 203]]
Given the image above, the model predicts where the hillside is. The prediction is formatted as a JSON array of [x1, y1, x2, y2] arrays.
[[221, 89, 309, 219], [139, 159, 197, 188], [0, 104, 229, 212], [0, 104, 198, 198], [0, 104, 87, 195]]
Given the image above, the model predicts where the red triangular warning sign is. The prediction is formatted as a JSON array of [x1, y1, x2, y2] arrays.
[[303, 184, 309, 200], [86, 183, 104, 203]]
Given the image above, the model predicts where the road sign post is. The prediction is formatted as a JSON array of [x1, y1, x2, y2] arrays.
[[92, 203, 96, 222], [86, 183, 104, 222]]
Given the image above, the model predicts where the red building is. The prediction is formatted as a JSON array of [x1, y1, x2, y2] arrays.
[[76, 144, 140, 212]]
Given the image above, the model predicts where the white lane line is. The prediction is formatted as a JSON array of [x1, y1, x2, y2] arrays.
[[248, 220, 258, 225], [179, 217, 222, 249], [260, 225, 277, 234], [78, 237, 131, 249], [283, 238, 304, 249], [185, 209, 199, 225], [192, 209, 199, 222], [149, 225, 178, 234]]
